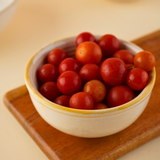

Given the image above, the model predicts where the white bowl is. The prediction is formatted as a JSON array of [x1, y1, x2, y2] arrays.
[[0, 0, 18, 33], [25, 36, 156, 138]]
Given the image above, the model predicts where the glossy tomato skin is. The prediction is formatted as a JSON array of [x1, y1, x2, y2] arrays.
[[126, 68, 149, 91], [98, 34, 119, 58], [69, 92, 94, 110], [59, 58, 81, 74], [134, 51, 156, 72], [113, 49, 134, 64], [107, 85, 135, 107], [75, 32, 97, 46], [75, 41, 102, 65], [39, 81, 61, 102], [79, 63, 102, 84], [57, 71, 82, 96], [38, 63, 59, 83], [94, 103, 108, 109], [83, 80, 107, 103], [54, 95, 70, 107], [100, 58, 127, 86], [47, 48, 69, 67]]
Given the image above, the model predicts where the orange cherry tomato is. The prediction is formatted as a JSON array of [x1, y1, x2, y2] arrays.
[[83, 80, 107, 103], [134, 51, 156, 72], [75, 41, 102, 65]]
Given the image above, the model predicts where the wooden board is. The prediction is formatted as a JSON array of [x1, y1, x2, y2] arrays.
[[3, 30, 160, 160]]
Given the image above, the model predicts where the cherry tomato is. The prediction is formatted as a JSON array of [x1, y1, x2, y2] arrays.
[[100, 58, 127, 86], [134, 51, 156, 72], [75, 32, 97, 46], [47, 48, 69, 67], [113, 49, 134, 64], [38, 63, 59, 83], [59, 58, 81, 74], [75, 41, 102, 65], [126, 68, 149, 91], [69, 92, 94, 110], [57, 71, 82, 95], [54, 95, 70, 107], [79, 63, 102, 84], [98, 34, 119, 58], [94, 103, 108, 109], [107, 85, 135, 107], [83, 80, 106, 103], [39, 81, 61, 102]]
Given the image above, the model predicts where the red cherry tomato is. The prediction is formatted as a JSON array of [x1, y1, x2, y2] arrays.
[[75, 32, 97, 46], [79, 63, 102, 84], [100, 58, 127, 86], [94, 103, 108, 109], [38, 63, 59, 83], [59, 58, 81, 74], [75, 41, 102, 65], [83, 80, 107, 103], [113, 49, 134, 64], [57, 71, 82, 95], [69, 92, 94, 110], [98, 34, 119, 58], [126, 68, 149, 91], [39, 81, 61, 102], [107, 85, 135, 107], [134, 51, 156, 72], [47, 48, 69, 67], [54, 95, 70, 107]]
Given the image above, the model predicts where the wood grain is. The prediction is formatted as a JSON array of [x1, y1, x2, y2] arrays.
[[3, 30, 160, 160]]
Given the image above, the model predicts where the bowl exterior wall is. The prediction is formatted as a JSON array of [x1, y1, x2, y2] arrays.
[[28, 88, 152, 138], [0, 0, 18, 32]]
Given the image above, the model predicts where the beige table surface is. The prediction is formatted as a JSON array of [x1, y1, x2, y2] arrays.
[[0, 0, 160, 159]]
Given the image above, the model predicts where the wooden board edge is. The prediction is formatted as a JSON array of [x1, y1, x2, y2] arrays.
[[3, 85, 61, 160], [3, 85, 28, 103], [105, 122, 160, 160], [131, 29, 160, 44]]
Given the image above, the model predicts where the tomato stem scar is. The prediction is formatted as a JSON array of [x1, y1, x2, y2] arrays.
[[80, 50, 83, 54]]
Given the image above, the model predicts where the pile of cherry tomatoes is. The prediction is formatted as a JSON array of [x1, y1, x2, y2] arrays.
[[37, 32, 156, 110]]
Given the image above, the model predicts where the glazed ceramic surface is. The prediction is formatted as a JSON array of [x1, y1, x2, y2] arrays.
[[25, 36, 156, 138], [0, 0, 18, 33]]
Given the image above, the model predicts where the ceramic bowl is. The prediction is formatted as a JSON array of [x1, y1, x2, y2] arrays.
[[25, 36, 156, 138], [0, 0, 18, 33]]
